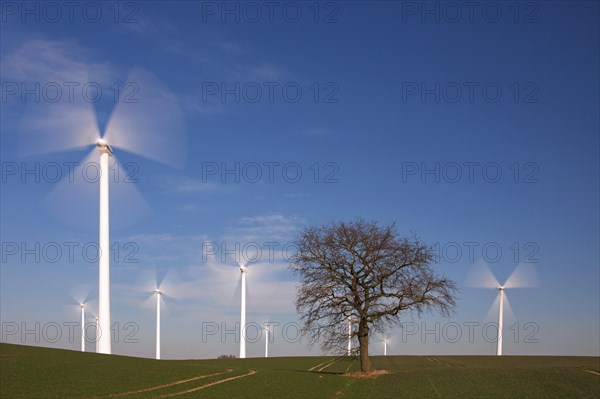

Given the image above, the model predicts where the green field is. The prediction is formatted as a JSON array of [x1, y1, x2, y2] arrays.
[[1, 343, 598, 398]]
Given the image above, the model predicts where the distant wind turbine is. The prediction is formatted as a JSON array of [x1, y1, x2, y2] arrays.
[[347, 317, 353, 356], [466, 261, 539, 356], [264, 325, 269, 358], [68, 286, 92, 353], [80, 303, 85, 352], [137, 269, 179, 360], [383, 336, 390, 356], [155, 289, 162, 360], [497, 286, 505, 356], [240, 263, 248, 359]]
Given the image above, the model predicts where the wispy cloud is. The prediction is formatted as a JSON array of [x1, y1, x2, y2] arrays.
[[1, 38, 115, 83], [174, 178, 218, 193], [283, 192, 310, 199], [178, 203, 203, 212], [232, 213, 305, 242], [119, 14, 290, 92], [157, 175, 220, 193], [119, 226, 299, 315], [126, 232, 209, 266]]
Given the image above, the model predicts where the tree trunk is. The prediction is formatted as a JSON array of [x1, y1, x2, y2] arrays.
[[358, 318, 372, 372]]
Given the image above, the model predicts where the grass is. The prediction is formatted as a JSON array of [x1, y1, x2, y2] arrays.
[[1, 343, 598, 398]]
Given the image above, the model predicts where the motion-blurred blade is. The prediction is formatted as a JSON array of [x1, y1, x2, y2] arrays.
[[484, 291, 501, 322], [465, 260, 500, 289], [141, 293, 157, 309], [483, 290, 516, 322], [228, 270, 242, 306], [42, 152, 151, 230], [503, 294, 516, 322], [19, 100, 99, 157], [157, 268, 182, 300], [136, 269, 160, 294], [69, 284, 93, 306], [103, 67, 187, 169], [504, 263, 540, 289], [85, 299, 99, 319], [246, 277, 254, 310], [65, 296, 97, 319], [109, 154, 152, 227]]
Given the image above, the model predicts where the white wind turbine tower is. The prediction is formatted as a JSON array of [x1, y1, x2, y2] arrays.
[[19, 67, 187, 355], [383, 336, 389, 356], [497, 286, 505, 356], [239, 263, 248, 359], [68, 286, 92, 353], [138, 269, 179, 360], [264, 325, 269, 358], [96, 138, 112, 354], [347, 317, 353, 356], [155, 289, 162, 360], [80, 302, 99, 353], [80, 303, 86, 352], [95, 316, 99, 353], [466, 261, 539, 356]]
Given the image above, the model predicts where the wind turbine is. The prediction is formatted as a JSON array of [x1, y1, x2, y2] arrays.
[[466, 261, 539, 356], [264, 325, 269, 358], [497, 286, 505, 356], [347, 317, 352, 356], [96, 138, 112, 354], [68, 286, 92, 353], [239, 263, 248, 359], [155, 289, 162, 360], [151, 283, 177, 360], [19, 67, 187, 355], [137, 269, 179, 360], [80, 303, 85, 352], [383, 336, 389, 356], [204, 256, 284, 359]]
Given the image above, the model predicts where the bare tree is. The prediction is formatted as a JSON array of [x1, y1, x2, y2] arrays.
[[290, 219, 458, 372]]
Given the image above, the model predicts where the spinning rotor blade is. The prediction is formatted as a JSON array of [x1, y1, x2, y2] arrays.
[[42, 151, 151, 230], [504, 263, 540, 289], [465, 260, 500, 289], [19, 100, 99, 157], [68, 284, 93, 307], [103, 67, 187, 169], [483, 290, 516, 323]]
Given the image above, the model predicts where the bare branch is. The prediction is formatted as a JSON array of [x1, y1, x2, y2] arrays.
[[289, 219, 458, 372]]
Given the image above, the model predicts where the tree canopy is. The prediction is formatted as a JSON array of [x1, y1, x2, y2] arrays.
[[290, 219, 458, 372]]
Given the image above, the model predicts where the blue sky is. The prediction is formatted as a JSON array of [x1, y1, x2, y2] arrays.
[[1, 1, 598, 359]]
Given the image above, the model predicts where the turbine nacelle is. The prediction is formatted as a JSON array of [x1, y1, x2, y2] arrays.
[[240, 265, 248, 273], [95, 138, 113, 156]]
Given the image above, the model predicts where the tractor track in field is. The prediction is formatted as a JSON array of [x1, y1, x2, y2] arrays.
[[424, 356, 465, 368], [152, 369, 257, 398], [583, 369, 600, 376], [96, 369, 241, 399], [309, 357, 341, 372]]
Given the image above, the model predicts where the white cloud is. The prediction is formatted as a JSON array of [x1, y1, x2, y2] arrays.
[[119, 213, 303, 314], [157, 175, 220, 193], [174, 178, 218, 193], [178, 203, 203, 212], [1, 38, 115, 83], [232, 214, 304, 242]]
